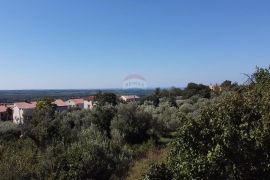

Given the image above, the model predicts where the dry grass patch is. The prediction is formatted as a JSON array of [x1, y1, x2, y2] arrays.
[[126, 148, 168, 180]]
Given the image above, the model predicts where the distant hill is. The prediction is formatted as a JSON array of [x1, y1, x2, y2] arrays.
[[0, 89, 154, 103]]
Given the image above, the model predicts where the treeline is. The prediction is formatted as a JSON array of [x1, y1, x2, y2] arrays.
[[1, 66, 270, 179], [140, 80, 238, 107]]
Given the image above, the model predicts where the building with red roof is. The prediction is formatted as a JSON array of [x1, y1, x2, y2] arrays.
[[0, 105, 8, 121], [13, 102, 37, 124], [53, 99, 68, 112], [84, 96, 96, 110], [66, 98, 84, 109], [120, 95, 140, 102]]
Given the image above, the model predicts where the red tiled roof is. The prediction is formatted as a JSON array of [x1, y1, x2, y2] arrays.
[[53, 99, 67, 107], [0, 106, 7, 113], [15, 102, 36, 109], [71, 99, 84, 105]]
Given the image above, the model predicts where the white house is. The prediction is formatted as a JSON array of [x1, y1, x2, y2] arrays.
[[120, 95, 140, 102], [84, 96, 95, 110], [13, 102, 37, 124], [65, 99, 84, 109], [53, 99, 68, 112]]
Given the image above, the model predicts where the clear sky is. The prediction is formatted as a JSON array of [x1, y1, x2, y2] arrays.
[[0, 0, 269, 89]]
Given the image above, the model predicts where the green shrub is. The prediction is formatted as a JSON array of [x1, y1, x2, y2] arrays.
[[111, 103, 155, 144], [167, 67, 270, 179], [0, 121, 21, 141], [142, 163, 173, 180]]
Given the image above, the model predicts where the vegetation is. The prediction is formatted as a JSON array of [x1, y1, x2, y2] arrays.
[[111, 103, 157, 144], [96, 92, 118, 106], [1, 66, 270, 179], [143, 66, 270, 179], [183, 83, 211, 98]]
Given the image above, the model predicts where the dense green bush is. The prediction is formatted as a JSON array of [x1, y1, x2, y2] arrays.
[[96, 92, 118, 106], [111, 103, 156, 144], [147, 102, 184, 134], [166, 67, 270, 179], [0, 121, 21, 141], [58, 125, 132, 179], [0, 138, 43, 179], [184, 83, 211, 99], [90, 105, 116, 136], [142, 163, 173, 180]]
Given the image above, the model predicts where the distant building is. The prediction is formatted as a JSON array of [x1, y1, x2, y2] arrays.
[[84, 96, 96, 110], [0, 106, 7, 120], [209, 84, 222, 93], [53, 99, 68, 112], [0, 105, 9, 121], [65, 99, 84, 109], [13, 102, 37, 124], [120, 95, 140, 102]]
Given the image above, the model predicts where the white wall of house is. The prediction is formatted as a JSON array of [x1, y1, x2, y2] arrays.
[[13, 105, 24, 124], [13, 106, 34, 124], [84, 100, 93, 110], [120, 96, 140, 102], [65, 100, 76, 107], [120, 96, 128, 102]]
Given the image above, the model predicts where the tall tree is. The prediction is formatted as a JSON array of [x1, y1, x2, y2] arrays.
[[96, 92, 118, 106]]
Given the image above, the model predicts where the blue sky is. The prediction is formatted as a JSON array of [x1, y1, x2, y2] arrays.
[[0, 0, 269, 89]]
